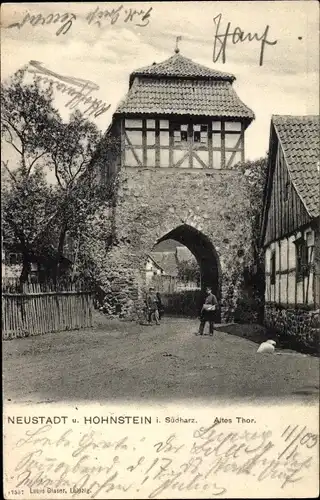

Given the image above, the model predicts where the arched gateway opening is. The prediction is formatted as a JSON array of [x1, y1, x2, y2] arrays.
[[150, 224, 221, 319]]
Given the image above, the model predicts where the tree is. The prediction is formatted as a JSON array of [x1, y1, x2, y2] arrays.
[[1, 68, 59, 175], [1, 69, 61, 281], [236, 157, 268, 322], [1, 69, 114, 283], [1, 164, 57, 282], [47, 110, 103, 278], [177, 259, 200, 284], [239, 157, 268, 262]]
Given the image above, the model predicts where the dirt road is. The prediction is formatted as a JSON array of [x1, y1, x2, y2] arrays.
[[3, 317, 319, 405]]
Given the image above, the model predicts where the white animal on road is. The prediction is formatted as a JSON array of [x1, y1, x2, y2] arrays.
[[257, 339, 276, 354]]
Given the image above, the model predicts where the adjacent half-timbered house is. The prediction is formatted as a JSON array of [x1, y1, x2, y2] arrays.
[[260, 115, 320, 350]]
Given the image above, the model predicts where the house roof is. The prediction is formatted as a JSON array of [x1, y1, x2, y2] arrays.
[[150, 251, 178, 277], [273, 115, 320, 218], [129, 53, 236, 84], [115, 78, 254, 119], [175, 246, 194, 262], [147, 254, 165, 272]]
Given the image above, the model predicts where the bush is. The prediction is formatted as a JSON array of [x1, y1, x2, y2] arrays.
[[162, 290, 203, 317]]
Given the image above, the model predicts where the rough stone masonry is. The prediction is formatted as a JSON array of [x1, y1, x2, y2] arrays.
[[92, 166, 256, 322]]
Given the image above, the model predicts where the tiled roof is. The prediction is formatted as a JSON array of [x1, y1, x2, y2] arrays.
[[116, 78, 254, 119], [176, 246, 194, 263], [130, 53, 235, 83], [273, 115, 320, 218], [151, 252, 179, 277]]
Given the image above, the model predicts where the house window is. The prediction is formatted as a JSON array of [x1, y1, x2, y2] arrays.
[[193, 124, 208, 144], [174, 124, 188, 144], [270, 251, 276, 285], [295, 238, 308, 281]]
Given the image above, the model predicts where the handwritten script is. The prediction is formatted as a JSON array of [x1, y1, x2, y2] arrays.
[[6, 5, 152, 36], [27, 60, 110, 118], [213, 13, 277, 66], [5, 420, 318, 499]]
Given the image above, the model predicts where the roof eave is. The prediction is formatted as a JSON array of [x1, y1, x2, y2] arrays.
[[114, 110, 254, 120]]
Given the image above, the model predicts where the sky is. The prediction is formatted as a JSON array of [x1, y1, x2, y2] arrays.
[[1, 1, 319, 163]]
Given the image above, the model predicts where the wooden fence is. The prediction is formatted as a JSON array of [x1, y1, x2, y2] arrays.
[[2, 278, 94, 340]]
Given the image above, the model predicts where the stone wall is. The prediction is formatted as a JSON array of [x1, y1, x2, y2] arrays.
[[93, 166, 260, 322], [264, 303, 320, 352]]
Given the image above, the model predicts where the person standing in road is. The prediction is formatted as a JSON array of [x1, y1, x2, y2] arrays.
[[156, 292, 164, 320], [146, 287, 160, 325], [198, 287, 218, 336]]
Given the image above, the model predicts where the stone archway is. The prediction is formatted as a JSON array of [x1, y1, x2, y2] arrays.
[[155, 224, 221, 296], [152, 224, 221, 319]]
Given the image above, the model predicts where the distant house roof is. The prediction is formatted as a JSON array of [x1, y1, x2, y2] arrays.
[[153, 238, 180, 252], [147, 254, 165, 272], [175, 246, 194, 263], [273, 115, 320, 218], [115, 53, 254, 121], [151, 251, 178, 277]]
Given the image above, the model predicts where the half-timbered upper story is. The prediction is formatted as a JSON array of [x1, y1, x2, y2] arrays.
[[103, 50, 254, 176], [260, 115, 320, 307]]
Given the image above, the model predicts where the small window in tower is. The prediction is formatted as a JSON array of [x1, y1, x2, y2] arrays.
[[193, 124, 208, 144], [193, 124, 201, 143], [174, 130, 181, 144], [200, 124, 208, 144], [181, 124, 188, 142], [174, 124, 188, 144]]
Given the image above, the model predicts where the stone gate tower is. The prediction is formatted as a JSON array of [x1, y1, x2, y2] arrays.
[[98, 50, 255, 320]]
